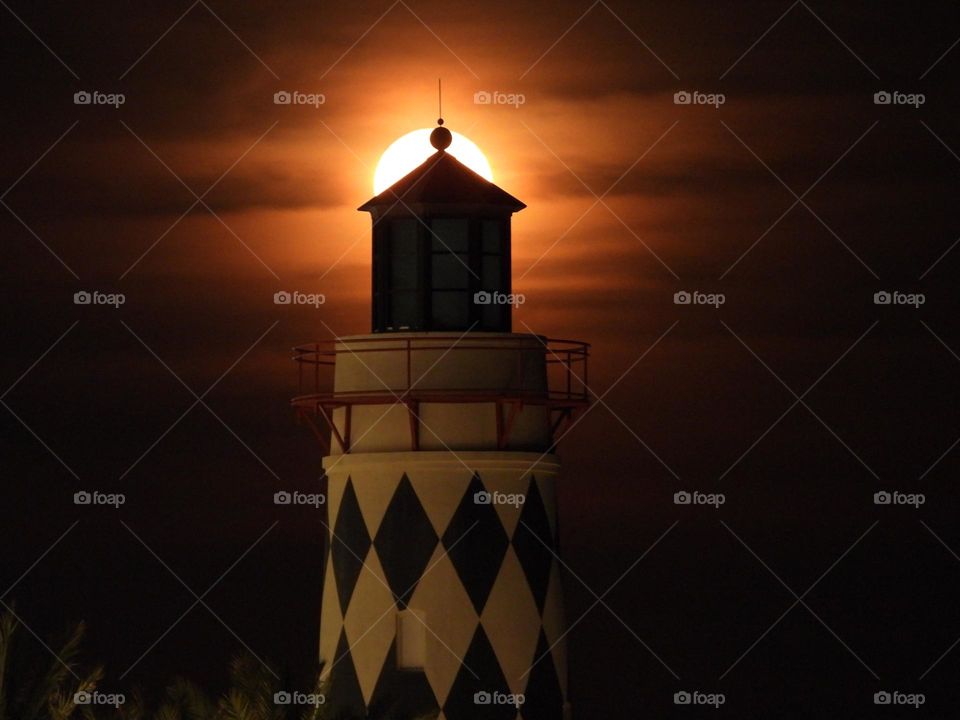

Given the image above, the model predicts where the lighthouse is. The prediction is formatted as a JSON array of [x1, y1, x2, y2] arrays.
[[293, 119, 589, 720]]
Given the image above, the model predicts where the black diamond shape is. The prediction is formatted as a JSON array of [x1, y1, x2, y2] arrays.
[[327, 627, 367, 718], [374, 474, 439, 608], [443, 625, 516, 720], [520, 630, 563, 720], [442, 474, 510, 615], [369, 638, 440, 719], [332, 478, 372, 616], [512, 477, 554, 614]]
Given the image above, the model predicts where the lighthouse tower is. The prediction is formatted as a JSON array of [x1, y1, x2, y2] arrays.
[[293, 120, 589, 720]]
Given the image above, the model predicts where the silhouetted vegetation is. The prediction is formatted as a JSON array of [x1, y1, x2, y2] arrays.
[[0, 607, 435, 720]]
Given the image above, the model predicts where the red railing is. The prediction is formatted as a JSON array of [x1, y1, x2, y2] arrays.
[[292, 334, 588, 407], [291, 334, 590, 453]]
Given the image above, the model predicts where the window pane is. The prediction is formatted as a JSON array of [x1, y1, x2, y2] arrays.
[[431, 290, 469, 329], [432, 252, 469, 289], [482, 220, 501, 253], [391, 254, 417, 290], [431, 219, 469, 252], [481, 255, 501, 291], [481, 304, 503, 330], [391, 218, 418, 255], [390, 291, 418, 329]]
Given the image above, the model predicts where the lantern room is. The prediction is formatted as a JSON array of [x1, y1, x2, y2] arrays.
[[358, 123, 526, 333]]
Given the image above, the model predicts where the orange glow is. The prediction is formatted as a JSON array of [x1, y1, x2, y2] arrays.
[[373, 128, 493, 193]]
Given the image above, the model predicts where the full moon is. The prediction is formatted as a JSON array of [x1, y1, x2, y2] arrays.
[[373, 128, 493, 194]]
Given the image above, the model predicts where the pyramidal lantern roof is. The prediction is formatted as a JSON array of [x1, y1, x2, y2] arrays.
[[358, 124, 525, 214]]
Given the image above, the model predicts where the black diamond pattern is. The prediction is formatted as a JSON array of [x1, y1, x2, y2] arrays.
[[512, 477, 555, 614], [369, 638, 440, 719], [331, 477, 371, 616], [328, 627, 366, 718], [443, 625, 517, 720], [442, 474, 510, 615], [520, 630, 563, 720], [374, 474, 439, 608]]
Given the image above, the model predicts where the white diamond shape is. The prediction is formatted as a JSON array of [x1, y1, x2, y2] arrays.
[[341, 550, 397, 705], [480, 546, 543, 696], [407, 545, 479, 706]]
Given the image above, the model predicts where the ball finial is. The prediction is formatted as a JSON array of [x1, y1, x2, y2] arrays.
[[430, 123, 452, 151]]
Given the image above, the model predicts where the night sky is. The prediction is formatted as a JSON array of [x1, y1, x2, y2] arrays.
[[2, 1, 960, 717]]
